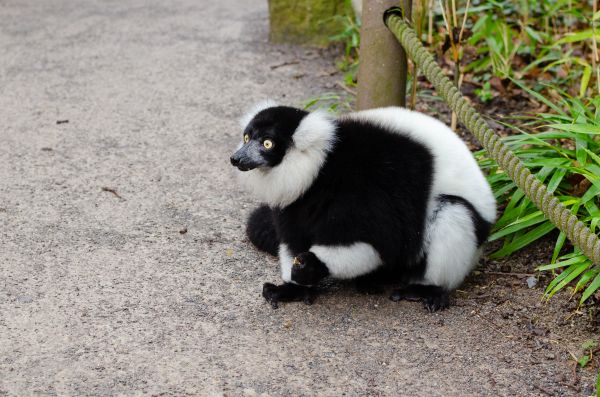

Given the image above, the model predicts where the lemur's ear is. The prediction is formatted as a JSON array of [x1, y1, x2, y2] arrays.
[[293, 110, 337, 152], [239, 100, 278, 129]]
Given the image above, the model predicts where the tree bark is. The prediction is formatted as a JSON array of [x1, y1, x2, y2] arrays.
[[356, 0, 408, 110]]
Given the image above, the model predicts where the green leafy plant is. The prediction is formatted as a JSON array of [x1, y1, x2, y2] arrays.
[[474, 80, 493, 102], [327, 0, 361, 87], [477, 83, 600, 304], [578, 340, 599, 368], [303, 93, 352, 113], [468, 17, 521, 79], [465, 0, 598, 99]]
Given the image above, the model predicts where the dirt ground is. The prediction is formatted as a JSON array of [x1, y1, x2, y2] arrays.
[[0, 0, 598, 396]]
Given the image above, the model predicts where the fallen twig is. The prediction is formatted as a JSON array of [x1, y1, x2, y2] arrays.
[[101, 187, 123, 200], [570, 360, 579, 387], [270, 60, 299, 70], [335, 81, 357, 96], [482, 271, 535, 277], [532, 383, 553, 396]]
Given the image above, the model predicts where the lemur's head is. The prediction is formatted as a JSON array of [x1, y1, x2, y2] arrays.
[[230, 105, 307, 171], [231, 101, 337, 207]]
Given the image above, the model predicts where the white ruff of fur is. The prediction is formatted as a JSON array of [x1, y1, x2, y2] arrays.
[[238, 110, 336, 208]]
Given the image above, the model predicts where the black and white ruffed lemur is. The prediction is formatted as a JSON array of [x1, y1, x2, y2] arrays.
[[230, 101, 496, 311]]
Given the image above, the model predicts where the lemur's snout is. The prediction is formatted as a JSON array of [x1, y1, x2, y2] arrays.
[[230, 153, 250, 171], [231, 142, 265, 171], [230, 150, 255, 171]]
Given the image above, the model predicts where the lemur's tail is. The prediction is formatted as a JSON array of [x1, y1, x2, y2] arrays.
[[246, 204, 279, 257]]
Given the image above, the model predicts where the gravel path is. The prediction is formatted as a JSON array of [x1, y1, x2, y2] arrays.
[[0, 1, 597, 396]]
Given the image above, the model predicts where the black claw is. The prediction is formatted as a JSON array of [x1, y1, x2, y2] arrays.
[[424, 294, 450, 312]]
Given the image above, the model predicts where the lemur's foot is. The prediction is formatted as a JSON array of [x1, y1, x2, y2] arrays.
[[262, 282, 315, 309], [390, 284, 450, 312], [290, 252, 329, 286]]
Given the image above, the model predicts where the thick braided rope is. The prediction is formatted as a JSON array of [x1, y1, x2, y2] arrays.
[[386, 14, 600, 265]]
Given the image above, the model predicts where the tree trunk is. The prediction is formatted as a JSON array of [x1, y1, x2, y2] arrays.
[[356, 0, 408, 110]]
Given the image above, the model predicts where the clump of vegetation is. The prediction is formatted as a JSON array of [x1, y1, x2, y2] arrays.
[[477, 86, 600, 304], [327, 0, 361, 87], [453, 0, 600, 305]]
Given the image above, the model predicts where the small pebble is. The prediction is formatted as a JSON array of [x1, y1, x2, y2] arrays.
[[16, 296, 33, 303], [526, 276, 538, 289], [545, 353, 556, 360]]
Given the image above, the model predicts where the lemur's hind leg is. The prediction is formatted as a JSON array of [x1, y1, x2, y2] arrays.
[[390, 285, 450, 312], [390, 197, 488, 312], [246, 204, 279, 256]]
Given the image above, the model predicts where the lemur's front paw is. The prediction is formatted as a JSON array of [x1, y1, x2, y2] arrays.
[[290, 252, 329, 286], [262, 282, 315, 309]]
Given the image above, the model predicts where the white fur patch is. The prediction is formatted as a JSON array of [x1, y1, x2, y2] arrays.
[[239, 99, 278, 130], [343, 107, 496, 224], [237, 110, 337, 207], [279, 244, 296, 284], [310, 242, 382, 279], [293, 109, 337, 152], [421, 203, 480, 290]]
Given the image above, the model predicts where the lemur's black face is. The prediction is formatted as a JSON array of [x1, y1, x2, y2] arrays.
[[230, 106, 308, 171]]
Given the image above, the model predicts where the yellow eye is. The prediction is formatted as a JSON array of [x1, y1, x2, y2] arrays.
[[243, 134, 249, 143], [263, 139, 273, 149]]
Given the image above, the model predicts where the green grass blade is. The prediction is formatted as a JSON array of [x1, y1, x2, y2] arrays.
[[580, 66, 592, 98], [551, 231, 567, 263], [574, 268, 600, 293], [489, 212, 545, 241], [546, 168, 567, 194], [490, 221, 556, 258], [580, 272, 600, 304], [546, 123, 600, 134], [510, 79, 566, 116], [545, 262, 590, 298], [557, 30, 600, 44], [538, 255, 586, 271]]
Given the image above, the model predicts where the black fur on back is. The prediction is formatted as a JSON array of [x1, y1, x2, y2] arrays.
[[437, 194, 492, 246], [246, 204, 279, 256], [273, 118, 434, 281]]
